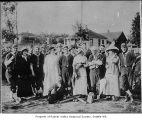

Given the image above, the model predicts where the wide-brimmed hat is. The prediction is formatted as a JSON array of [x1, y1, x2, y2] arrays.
[[106, 43, 119, 52], [90, 46, 98, 51]]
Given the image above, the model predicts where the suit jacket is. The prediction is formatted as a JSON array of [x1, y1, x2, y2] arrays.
[[119, 51, 135, 76]]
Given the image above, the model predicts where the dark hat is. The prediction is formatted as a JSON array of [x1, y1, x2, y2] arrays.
[[49, 47, 55, 51], [100, 44, 105, 47], [63, 45, 68, 49], [21, 47, 28, 53], [12, 44, 18, 48]]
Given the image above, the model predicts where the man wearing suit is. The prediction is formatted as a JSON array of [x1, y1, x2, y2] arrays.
[[119, 43, 135, 102]]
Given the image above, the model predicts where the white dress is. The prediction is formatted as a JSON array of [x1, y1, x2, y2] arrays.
[[43, 54, 59, 96], [103, 55, 120, 96], [73, 55, 88, 95]]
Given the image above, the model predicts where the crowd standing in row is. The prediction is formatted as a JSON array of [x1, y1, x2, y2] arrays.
[[3, 41, 136, 104]]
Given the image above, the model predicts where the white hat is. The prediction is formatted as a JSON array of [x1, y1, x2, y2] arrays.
[[106, 43, 119, 52]]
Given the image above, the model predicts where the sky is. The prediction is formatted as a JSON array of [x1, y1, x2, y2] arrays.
[[16, 1, 140, 37]]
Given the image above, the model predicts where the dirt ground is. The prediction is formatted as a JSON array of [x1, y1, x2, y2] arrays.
[[2, 85, 142, 113]]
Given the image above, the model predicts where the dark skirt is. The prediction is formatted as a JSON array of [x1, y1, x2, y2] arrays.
[[17, 75, 34, 97]]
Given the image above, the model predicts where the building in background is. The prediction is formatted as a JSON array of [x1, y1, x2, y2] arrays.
[[100, 31, 127, 49]]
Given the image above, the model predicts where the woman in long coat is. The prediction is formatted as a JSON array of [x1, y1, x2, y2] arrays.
[[103, 44, 120, 100], [72, 48, 88, 96], [43, 47, 60, 96], [17, 48, 34, 99]]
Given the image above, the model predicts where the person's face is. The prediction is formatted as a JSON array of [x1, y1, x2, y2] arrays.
[[91, 50, 97, 55], [108, 50, 114, 56], [70, 48, 75, 54], [82, 44, 86, 49], [121, 46, 128, 53], [23, 50, 28, 56], [100, 46, 105, 53], [12, 47, 18, 53], [64, 48, 68, 54], [35, 47, 40, 54], [41, 47, 46, 52]]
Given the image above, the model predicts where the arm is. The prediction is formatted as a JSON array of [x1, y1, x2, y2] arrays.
[[30, 63, 35, 77], [4, 54, 14, 67], [30, 56, 35, 76]]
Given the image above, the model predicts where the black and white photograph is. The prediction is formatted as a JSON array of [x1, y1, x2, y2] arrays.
[[1, 1, 141, 114]]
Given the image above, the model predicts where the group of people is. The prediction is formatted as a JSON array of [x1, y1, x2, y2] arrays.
[[4, 41, 136, 104]]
